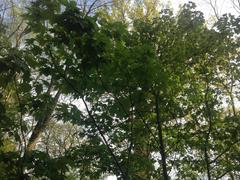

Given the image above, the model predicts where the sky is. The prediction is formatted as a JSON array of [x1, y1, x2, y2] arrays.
[[169, 0, 238, 18], [106, 1, 239, 180]]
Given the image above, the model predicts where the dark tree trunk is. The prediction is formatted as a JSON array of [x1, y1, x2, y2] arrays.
[[155, 93, 168, 180]]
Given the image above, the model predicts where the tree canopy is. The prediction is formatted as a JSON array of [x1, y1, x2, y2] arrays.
[[0, 0, 240, 179]]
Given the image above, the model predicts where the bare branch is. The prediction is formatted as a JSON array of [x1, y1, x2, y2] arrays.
[[86, 0, 99, 15], [231, 0, 240, 13], [209, 0, 220, 19]]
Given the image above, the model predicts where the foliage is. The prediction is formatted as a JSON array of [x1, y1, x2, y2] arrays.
[[0, 0, 239, 179]]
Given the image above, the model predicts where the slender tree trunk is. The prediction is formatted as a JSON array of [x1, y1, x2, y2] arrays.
[[26, 90, 61, 153], [204, 145, 211, 180], [155, 93, 168, 180], [55, 68, 126, 178], [17, 159, 26, 180], [204, 82, 212, 180]]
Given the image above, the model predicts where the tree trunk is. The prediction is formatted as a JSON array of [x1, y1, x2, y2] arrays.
[[204, 145, 211, 180], [155, 93, 168, 180], [26, 90, 61, 153], [204, 81, 212, 180]]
